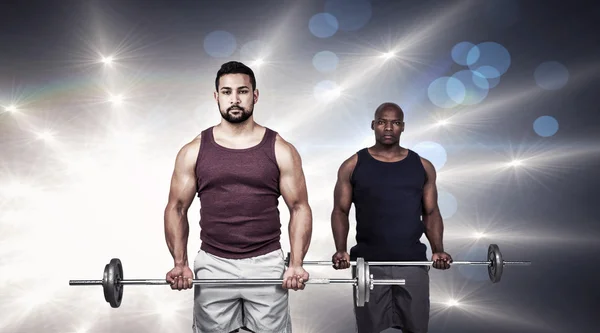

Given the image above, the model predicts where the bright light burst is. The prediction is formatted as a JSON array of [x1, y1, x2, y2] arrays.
[[507, 159, 524, 167], [108, 93, 125, 105], [381, 51, 396, 60], [473, 232, 486, 239], [101, 55, 114, 65], [445, 298, 461, 307]]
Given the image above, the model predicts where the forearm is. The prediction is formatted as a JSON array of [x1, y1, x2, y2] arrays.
[[164, 204, 190, 266], [288, 204, 312, 266], [423, 209, 445, 253], [331, 209, 350, 252]]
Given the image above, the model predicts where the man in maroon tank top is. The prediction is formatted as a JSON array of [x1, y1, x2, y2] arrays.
[[162, 61, 313, 333]]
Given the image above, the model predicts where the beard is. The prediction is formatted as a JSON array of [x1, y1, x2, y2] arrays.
[[219, 103, 254, 124]]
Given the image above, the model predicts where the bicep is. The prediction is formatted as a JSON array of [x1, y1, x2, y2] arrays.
[[276, 140, 309, 209], [421, 159, 439, 215], [167, 143, 199, 210], [333, 157, 355, 214]]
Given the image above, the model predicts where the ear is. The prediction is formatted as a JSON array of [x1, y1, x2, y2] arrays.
[[400, 121, 405, 133], [253, 89, 259, 104], [371, 120, 375, 130], [213, 91, 218, 102]]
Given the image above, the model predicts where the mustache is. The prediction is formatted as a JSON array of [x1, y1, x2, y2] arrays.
[[227, 106, 245, 112]]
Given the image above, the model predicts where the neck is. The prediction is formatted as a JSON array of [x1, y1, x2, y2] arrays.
[[372, 142, 404, 153], [217, 117, 256, 135]]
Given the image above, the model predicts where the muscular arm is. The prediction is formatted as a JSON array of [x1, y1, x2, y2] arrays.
[[421, 158, 445, 253], [164, 138, 200, 267], [275, 135, 313, 267], [331, 155, 357, 252]]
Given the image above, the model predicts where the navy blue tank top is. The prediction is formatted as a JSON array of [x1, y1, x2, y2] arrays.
[[349, 148, 428, 261]]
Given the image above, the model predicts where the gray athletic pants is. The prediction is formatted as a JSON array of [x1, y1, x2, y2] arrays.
[[352, 266, 430, 333]]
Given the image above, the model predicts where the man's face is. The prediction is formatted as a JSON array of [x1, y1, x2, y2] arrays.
[[372, 108, 405, 145], [214, 73, 258, 124]]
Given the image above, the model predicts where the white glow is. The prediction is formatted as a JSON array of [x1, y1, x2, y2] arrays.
[[0, 210, 27, 225], [331, 87, 342, 99], [253, 58, 264, 67], [1, 181, 35, 198], [109, 94, 124, 105], [5, 104, 17, 112], [65, 155, 96, 176], [437, 119, 450, 126], [474, 231, 486, 239], [36, 130, 55, 141], [381, 51, 395, 60], [101, 55, 114, 65], [508, 159, 524, 167], [446, 299, 460, 307]]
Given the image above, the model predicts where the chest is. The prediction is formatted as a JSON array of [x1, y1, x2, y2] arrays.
[[198, 152, 280, 188], [352, 162, 425, 197]]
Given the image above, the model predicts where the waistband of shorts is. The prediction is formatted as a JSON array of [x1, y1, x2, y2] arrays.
[[200, 241, 282, 260]]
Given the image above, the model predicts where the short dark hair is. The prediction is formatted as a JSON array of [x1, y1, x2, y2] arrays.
[[215, 61, 257, 91]]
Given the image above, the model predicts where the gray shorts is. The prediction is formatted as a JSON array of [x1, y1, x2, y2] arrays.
[[352, 266, 430, 333], [192, 249, 292, 333]]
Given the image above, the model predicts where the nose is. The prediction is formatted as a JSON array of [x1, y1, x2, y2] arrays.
[[230, 92, 240, 104]]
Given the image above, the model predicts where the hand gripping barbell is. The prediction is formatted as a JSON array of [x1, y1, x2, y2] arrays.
[[285, 244, 531, 283], [68, 257, 404, 309]]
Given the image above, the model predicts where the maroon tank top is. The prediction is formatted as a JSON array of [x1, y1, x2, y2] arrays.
[[195, 126, 282, 259]]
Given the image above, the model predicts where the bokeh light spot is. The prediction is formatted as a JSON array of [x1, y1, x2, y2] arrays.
[[204, 30, 237, 58], [412, 141, 448, 171], [438, 190, 458, 219], [467, 42, 511, 78], [534, 61, 569, 90], [451, 70, 489, 105], [451, 41, 477, 66], [312, 51, 339, 73], [427, 77, 465, 109], [533, 116, 559, 137], [309, 13, 339, 38]]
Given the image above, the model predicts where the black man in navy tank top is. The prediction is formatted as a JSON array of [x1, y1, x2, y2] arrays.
[[331, 102, 453, 333]]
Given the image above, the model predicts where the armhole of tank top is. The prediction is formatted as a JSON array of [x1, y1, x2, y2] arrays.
[[195, 130, 209, 173], [411, 150, 428, 184], [266, 128, 279, 167], [350, 150, 363, 184]]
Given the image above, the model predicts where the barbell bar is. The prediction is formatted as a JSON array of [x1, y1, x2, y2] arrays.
[[68, 257, 405, 309], [285, 244, 531, 283]]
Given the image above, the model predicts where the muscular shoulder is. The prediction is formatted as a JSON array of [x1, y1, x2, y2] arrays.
[[419, 156, 436, 181], [176, 134, 202, 167], [274, 133, 301, 167], [338, 153, 358, 181]]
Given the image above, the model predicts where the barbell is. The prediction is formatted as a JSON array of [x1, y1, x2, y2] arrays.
[[285, 244, 531, 283], [68, 257, 405, 309]]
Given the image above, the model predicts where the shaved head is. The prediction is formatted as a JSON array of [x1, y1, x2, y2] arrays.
[[374, 102, 404, 120], [371, 102, 406, 147]]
